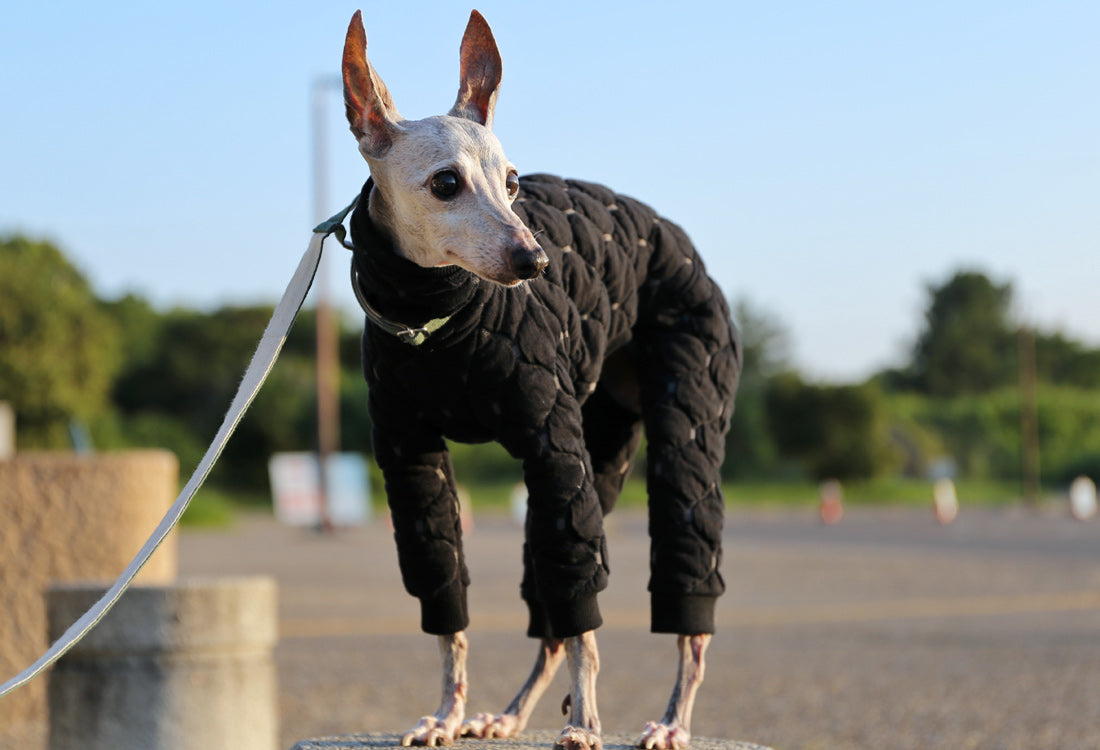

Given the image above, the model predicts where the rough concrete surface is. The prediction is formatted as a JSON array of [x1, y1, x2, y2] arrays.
[[291, 732, 771, 750], [47, 577, 277, 653], [0, 450, 179, 746], [174, 506, 1100, 750], [48, 578, 278, 750]]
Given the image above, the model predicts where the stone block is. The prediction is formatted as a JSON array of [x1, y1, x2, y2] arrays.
[[0, 450, 179, 745], [48, 577, 278, 750]]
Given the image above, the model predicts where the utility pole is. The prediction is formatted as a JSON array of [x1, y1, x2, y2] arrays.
[[1018, 325, 1040, 507], [312, 76, 342, 532]]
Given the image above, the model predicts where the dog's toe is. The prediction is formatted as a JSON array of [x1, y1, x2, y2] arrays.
[[402, 716, 457, 747], [428, 730, 454, 747], [459, 713, 489, 737], [461, 711, 522, 739], [636, 721, 690, 750], [488, 715, 521, 738], [402, 730, 450, 747], [554, 725, 602, 750]]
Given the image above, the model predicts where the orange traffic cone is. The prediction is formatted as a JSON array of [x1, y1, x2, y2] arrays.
[[819, 479, 844, 525]]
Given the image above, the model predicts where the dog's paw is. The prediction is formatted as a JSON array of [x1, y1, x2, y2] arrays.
[[460, 711, 522, 739], [401, 716, 458, 747], [636, 721, 691, 750], [554, 725, 602, 750]]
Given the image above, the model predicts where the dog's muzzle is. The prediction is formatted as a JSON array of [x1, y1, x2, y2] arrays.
[[511, 245, 549, 280]]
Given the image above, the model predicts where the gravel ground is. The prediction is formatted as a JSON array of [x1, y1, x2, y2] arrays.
[[175, 504, 1100, 750]]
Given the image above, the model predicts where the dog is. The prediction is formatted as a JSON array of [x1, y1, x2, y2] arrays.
[[341, 10, 741, 750]]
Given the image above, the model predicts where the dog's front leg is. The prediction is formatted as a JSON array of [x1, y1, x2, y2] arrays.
[[462, 637, 565, 738], [636, 634, 710, 750], [555, 630, 602, 750], [402, 632, 469, 747]]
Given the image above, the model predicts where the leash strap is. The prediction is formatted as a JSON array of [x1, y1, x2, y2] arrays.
[[0, 207, 347, 700]]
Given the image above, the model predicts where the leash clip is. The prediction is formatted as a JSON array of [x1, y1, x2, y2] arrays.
[[396, 326, 431, 340]]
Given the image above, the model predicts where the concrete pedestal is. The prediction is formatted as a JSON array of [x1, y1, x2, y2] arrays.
[[47, 577, 278, 750], [0, 450, 179, 744], [291, 731, 772, 750]]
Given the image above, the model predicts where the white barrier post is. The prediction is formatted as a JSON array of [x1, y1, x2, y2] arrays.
[[0, 402, 13, 459]]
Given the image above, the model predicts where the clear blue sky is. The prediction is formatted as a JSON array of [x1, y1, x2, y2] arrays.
[[3, 1, 1097, 381]]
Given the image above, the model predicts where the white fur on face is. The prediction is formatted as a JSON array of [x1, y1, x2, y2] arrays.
[[362, 116, 540, 286]]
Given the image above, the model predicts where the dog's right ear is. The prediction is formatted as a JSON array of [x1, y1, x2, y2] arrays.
[[343, 10, 401, 158]]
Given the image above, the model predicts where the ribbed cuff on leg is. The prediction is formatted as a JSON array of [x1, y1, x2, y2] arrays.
[[650, 593, 716, 635], [526, 593, 602, 639], [419, 584, 469, 635]]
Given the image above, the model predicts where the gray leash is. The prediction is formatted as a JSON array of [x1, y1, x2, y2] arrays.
[[0, 204, 354, 700]]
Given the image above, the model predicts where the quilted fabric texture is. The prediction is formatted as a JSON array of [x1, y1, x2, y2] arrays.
[[351, 174, 741, 639]]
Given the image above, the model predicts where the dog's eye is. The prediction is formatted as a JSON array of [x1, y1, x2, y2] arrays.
[[506, 171, 520, 200], [430, 170, 461, 200]]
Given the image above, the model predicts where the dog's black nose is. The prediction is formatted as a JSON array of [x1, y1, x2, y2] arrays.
[[511, 245, 549, 280]]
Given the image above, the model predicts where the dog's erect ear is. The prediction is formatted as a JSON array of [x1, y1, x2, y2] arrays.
[[343, 10, 401, 157], [449, 10, 502, 128]]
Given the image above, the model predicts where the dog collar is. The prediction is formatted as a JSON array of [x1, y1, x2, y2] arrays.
[[314, 197, 452, 347]]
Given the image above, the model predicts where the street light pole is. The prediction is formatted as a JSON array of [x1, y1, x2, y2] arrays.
[[312, 75, 342, 532], [1019, 325, 1041, 507]]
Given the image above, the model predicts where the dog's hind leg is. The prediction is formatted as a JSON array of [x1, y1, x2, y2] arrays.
[[583, 347, 644, 516], [461, 637, 566, 738], [401, 632, 469, 747], [636, 634, 710, 750], [631, 239, 740, 749]]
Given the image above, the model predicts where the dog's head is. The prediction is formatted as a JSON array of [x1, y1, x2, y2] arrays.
[[342, 10, 547, 286]]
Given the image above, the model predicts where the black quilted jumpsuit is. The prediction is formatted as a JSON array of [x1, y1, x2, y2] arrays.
[[351, 174, 741, 640]]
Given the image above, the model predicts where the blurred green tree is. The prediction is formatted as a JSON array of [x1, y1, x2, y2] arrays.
[[109, 302, 372, 487], [722, 297, 790, 478], [0, 235, 121, 446], [1033, 331, 1100, 389], [765, 374, 898, 480], [909, 270, 1017, 396]]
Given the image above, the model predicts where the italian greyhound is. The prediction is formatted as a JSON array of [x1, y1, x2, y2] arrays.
[[341, 10, 738, 750]]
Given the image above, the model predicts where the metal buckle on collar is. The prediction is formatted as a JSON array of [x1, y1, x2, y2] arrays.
[[395, 326, 431, 340]]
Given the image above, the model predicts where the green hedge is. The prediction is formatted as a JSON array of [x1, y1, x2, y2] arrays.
[[885, 386, 1100, 483]]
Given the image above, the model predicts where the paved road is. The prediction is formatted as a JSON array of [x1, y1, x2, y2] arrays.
[[179, 505, 1100, 750]]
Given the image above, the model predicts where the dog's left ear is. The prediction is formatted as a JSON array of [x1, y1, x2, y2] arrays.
[[449, 10, 502, 128]]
